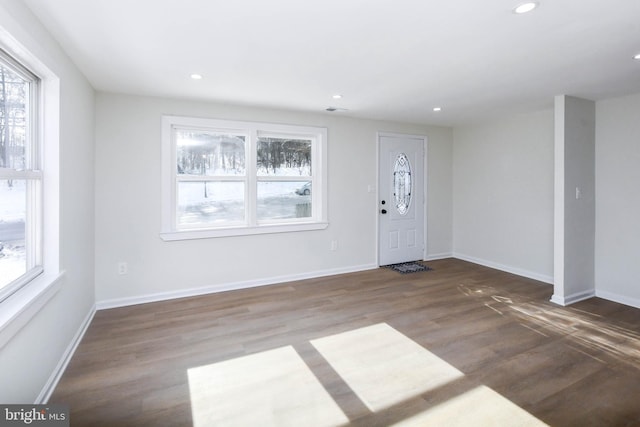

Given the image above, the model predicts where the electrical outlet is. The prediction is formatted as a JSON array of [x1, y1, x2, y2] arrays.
[[331, 240, 338, 251], [118, 262, 128, 275]]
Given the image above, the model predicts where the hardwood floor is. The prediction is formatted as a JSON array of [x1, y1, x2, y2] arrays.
[[50, 259, 640, 426]]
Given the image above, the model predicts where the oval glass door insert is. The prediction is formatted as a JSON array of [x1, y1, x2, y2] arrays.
[[393, 153, 412, 215]]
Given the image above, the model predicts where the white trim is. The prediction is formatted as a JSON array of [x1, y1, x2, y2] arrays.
[[37, 304, 96, 404], [96, 263, 378, 310], [550, 290, 595, 306], [424, 139, 428, 264], [0, 169, 42, 179], [160, 221, 329, 240], [553, 95, 566, 300], [424, 252, 453, 261], [0, 272, 64, 349], [549, 294, 566, 306], [595, 289, 640, 310], [453, 252, 554, 284]]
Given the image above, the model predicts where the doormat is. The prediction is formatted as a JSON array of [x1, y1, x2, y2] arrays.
[[383, 261, 432, 274]]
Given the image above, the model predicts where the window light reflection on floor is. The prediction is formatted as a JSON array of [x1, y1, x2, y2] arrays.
[[392, 385, 547, 427], [187, 346, 348, 427], [310, 323, 464, 412], [187, 323, 547, 426], [460, 283, 640, 367]]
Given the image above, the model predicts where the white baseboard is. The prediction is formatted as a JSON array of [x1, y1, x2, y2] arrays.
[[549, 290, 595, 306], [96, 263, 379, 310], [37, 304, 96, 404], [452, 252, 554, 284], [595, 289, 640, 310], [424, 252, 453, 261]]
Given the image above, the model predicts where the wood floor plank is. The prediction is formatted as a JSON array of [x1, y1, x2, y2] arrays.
[[50, 259, 640, 426]]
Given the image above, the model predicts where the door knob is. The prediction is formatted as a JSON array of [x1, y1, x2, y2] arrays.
[[381, 209, 387, 214]]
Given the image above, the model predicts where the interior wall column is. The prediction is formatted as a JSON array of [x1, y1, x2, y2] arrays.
[[552, 95, 596, 305]]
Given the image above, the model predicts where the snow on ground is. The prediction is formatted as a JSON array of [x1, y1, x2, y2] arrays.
[[178, 175, 312, 225], [0, 179, 25, 219], [0, 180, 26, 289]]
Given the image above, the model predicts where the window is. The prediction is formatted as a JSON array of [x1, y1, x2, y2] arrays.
[[161, 116, 328, 240], [0, 49, 42, 302]]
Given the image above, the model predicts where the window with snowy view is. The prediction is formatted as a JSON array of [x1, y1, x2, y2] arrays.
[[161, 117, 327, 239], [0, 49, 42, 301]]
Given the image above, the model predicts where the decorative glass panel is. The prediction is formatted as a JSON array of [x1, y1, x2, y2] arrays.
[[257, 181, 311, 220], [257, 137, 311, 176], [176, 130, 245, 176], [393, 153, 412, 215], [177, 181, 245, 226]]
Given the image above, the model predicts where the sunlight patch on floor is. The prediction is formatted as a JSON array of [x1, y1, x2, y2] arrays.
[[391, 385, 548, 427], [187, 345, 348, 427], [463, 282, 640, 367], [310, 323, 464, 411], [188, 322, 550, 426]]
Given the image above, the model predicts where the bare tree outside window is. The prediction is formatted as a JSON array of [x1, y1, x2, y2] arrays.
[[0, 65, 28, 176]]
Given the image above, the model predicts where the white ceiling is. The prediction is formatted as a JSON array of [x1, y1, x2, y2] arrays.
[[23, 0, 640, 126]]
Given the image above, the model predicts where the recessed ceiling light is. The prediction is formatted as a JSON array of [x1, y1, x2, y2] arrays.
[[513, 2, 538, 14], [634, 53, 640, 60], [332, 94, 343, 99], [433, 107, 442, 112], [190, 73, 203, 80]]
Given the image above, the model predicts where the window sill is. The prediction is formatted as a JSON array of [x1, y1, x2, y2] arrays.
[[160, 221, 329, 241], [0, 271, 64, 349]]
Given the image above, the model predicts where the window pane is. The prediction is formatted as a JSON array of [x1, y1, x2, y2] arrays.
[[257, 137, 311, 176], [0, 62, 29, 170], [176, 130, 245, 176], [177, 181, 245, 227], [257, 181, 311, 220], [0, 179, 26, 290]]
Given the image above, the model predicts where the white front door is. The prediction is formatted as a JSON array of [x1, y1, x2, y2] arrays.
[[378, 134, 425, 266]]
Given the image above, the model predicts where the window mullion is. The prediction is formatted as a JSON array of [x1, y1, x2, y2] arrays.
[[170, 128, 178, 231], [177, 175, 241, 182], [311, 135, 320, 221], [246, 128, 258, 227], [0, 169, 42, 179]]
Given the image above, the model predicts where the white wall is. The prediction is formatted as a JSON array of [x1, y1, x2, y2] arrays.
[[94, 93, 452, 305], [452, 110, 554, 282], [595, 92, 640, 308], [426, 134, 453, 259], [0, 2, 95, 402]]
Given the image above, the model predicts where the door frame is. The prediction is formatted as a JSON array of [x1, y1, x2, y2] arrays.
[[376, 131, 428, 266]]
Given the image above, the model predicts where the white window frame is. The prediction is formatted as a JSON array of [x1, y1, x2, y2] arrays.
[[161, 116, 328, 240], [0, 37, 62, 350], [0, 49, 43, 302]]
